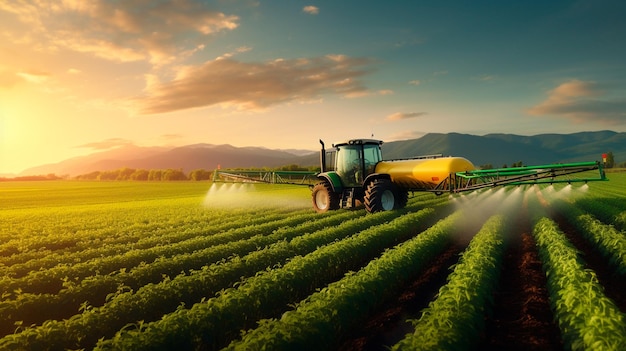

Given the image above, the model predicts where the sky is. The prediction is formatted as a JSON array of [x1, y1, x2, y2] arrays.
[[1, 0, 626, 174]]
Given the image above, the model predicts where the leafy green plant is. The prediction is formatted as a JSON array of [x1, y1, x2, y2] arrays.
[[391, 215, 507, 351], [225, 211, 463, 350], [533, 217, 626, 351]]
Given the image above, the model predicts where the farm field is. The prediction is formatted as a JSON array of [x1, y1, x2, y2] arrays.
[[1, 174, 626, 350]]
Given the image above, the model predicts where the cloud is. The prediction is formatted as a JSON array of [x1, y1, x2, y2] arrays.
[[0, 67, 51, 88], [387, 130, 427, 141], [215, 46, 252, 60], [16, 70, 50, 84], [527, 79, 626, 124], [0, 0, 239, 65], [385, 112, 428, 121], [76, 138, 133, 150], [134, 55, 375, 114], [303, 6, 319, 15], [408, 80, 421, 86]]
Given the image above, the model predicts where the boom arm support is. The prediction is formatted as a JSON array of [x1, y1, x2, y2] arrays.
[[439, 161, 607, 193]]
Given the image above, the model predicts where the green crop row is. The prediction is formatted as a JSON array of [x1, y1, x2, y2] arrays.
[[224, 211, 463, 350], [575, 197, 626, 234], [0, 207, 298, 276], [553, 200, 626, 275], [576, 213, 626, 274], [533, 217, 626, 351], [0, 209, 319, 296], [0, 207, 441, 350], [0, 181, 315, 261], [0, 209, 361, 336], [90, 208, 440, 351], [585, 173, 626, 200], [392, 215, 507, 350]]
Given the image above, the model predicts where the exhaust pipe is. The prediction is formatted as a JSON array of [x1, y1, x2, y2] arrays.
[[319, 139, 326, 173]]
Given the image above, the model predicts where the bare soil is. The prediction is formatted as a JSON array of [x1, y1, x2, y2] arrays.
[[337, 242, 465, 350], [338, 208, 626, 350]]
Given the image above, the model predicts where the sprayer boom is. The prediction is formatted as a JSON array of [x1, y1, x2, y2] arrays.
[[447, 161, 607, 193]]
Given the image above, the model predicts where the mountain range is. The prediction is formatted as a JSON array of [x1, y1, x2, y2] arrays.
[[20, 130, 626, 177]]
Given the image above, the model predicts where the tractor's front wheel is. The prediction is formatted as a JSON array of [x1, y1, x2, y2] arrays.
[[364, 179, 396, 213], [312, 182, 340, 213]]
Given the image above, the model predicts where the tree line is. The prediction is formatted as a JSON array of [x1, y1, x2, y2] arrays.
[[74, 164, 319, 181], [74, 168, 212, 181]]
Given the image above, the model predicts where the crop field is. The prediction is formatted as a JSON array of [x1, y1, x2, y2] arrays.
[[1, 174, 626, 350]]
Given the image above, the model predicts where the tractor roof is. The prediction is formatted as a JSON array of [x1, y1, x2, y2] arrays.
[[332, 139, 383, 147]]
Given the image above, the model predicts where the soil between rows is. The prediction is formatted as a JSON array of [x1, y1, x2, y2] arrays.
[[339, 206, 562, 350], [550, 211, 626, 313], [337, 242, 466, 350], [339, 207, 626, 351]]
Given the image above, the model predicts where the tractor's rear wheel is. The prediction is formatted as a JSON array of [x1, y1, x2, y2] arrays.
[[312, 181, 340, 213], [364, 179, 396, 213]]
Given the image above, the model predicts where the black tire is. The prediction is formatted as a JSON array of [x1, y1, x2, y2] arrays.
[[395, 189, 409, 209], [312, 182, 340, 213], [364, 179, 396, 213]]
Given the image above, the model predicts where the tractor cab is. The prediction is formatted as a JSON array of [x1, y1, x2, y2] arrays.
[[320, 139, 383, 187], [313, 139, 391, 213]]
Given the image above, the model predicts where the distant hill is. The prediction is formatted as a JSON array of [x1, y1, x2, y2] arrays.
[[382, 130, 626, 167], [20, 144, 317, 177], [20, 131, 625, 176]]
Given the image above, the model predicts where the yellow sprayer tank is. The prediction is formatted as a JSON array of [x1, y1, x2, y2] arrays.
[[375, 157, 475, 190]]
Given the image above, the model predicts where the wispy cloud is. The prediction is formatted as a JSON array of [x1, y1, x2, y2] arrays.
[[0, 0, 239, 65], [0, 67, 51, 88], [408, 80, 421, 86], [76, 138, 133, 150], [303, 6, 319, 15], [385, 112, 428, 121], [16, 69, 50, 84], [527, 79, 626, 124], [215, 46, 252, 60], [134, 55, 375, 114], [387, 130, 427, 141]]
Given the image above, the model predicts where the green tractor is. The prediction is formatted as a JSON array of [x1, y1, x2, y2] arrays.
[[311, 139, 409, 213], [311, 138, 606, 214]]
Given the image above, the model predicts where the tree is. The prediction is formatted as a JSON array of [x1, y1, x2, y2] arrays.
[[116, 167, 136, 180], [130, 169, 149, 180], [189, 169, 212, 181], [148, 169, 162, 181], [604, 152, 615, 168], [162, 169, 187, 181]]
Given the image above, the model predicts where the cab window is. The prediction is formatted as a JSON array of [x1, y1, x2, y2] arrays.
[[363, 144, 381, 175]]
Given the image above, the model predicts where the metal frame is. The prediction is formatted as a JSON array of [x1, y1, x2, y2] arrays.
[[212, 170, 318, 185], [437, 161, 607, 193]]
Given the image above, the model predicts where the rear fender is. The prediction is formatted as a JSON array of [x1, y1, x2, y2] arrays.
[[317, 172, 343, 193], [364, 173, 391, 186]]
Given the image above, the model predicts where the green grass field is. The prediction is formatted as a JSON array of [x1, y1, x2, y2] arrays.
[[1, 175, 625, 350]]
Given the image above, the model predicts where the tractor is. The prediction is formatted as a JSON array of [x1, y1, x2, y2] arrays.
[[311, 139, 606, 214]]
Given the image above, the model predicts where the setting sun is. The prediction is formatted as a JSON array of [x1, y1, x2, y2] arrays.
[[1, 1, 625, 175]]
